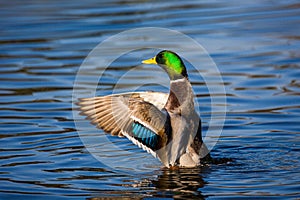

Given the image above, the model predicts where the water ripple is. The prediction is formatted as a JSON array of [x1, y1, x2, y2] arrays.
[[0, 0, 300, 199]]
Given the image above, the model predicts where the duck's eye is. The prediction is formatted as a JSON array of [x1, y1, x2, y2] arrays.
[[156, 53, 163, 63]]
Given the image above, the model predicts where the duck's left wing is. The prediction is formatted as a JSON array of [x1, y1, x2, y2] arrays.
[[77, 92, 171, 156]]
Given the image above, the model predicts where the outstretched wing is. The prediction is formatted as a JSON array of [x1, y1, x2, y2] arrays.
[[77, 92, 171, 156]]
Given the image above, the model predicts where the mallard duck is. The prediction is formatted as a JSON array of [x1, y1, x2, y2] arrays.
[[77, 50, 211, 168]]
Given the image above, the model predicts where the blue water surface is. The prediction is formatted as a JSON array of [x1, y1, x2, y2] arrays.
[[0, 0, 299, 199]]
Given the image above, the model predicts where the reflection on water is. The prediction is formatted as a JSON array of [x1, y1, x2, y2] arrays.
[[151, 168, 206, 199], [1, 0, 300, 199]]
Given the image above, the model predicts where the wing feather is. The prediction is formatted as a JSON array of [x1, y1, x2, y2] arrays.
[[77, 92, 171, 152]]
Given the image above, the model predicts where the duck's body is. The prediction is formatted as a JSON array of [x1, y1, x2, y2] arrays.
[[78, 50, 211, 168]]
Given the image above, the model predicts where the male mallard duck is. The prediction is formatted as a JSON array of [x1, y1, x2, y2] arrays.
[[78, 50, 211, 168]]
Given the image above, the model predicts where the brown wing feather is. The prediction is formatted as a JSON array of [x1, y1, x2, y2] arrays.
[[78, 95, 128, 136], [77, 92, 169, 141]]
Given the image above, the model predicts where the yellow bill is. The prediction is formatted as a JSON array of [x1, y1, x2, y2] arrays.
[[142, 56, 157, 64]]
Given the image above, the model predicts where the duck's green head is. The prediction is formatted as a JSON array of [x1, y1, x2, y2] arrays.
[[142, 50, 188, 80]]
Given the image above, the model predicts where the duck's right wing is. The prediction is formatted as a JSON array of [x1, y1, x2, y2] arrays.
[[76, 92, 171, 156]]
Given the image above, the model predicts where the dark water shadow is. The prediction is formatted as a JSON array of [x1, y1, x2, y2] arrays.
[[86, 158, 234, 200]]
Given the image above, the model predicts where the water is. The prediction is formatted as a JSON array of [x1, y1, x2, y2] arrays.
[[1, 0, 300, 199]]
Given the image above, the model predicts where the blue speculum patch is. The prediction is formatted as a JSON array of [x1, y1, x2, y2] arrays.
[[131, 122, 158, 150]]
